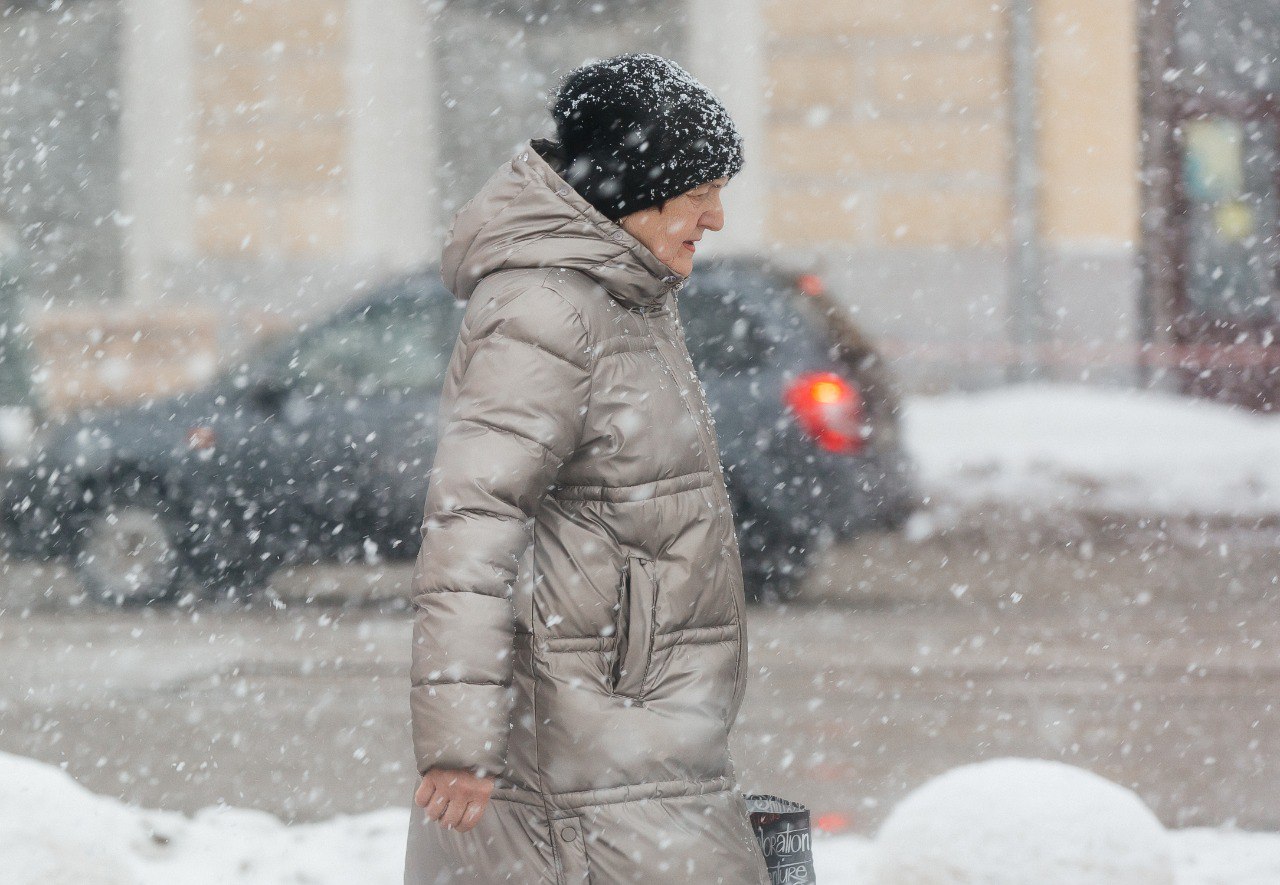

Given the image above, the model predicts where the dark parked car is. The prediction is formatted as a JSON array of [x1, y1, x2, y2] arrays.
[[0, 257, 916, 604]]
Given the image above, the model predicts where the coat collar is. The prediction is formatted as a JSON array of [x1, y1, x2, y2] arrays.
[[441, 139, 686, 311]]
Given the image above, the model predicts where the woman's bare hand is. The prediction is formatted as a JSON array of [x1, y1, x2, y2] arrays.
[[415, 768, 495, 832]]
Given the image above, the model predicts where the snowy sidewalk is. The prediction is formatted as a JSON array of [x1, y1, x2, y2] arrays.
[[5, 752, 1280, 885], [902, 384, 1280, 520]]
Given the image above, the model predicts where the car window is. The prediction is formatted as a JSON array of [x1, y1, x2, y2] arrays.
[[284, 298, 461, 396], [678, 286, 780, 373]]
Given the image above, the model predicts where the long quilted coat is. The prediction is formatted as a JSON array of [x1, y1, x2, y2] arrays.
[[404, 139, 769, 884]]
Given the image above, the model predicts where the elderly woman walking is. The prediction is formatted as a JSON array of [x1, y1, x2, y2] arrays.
[[405, 53, 770, 884]]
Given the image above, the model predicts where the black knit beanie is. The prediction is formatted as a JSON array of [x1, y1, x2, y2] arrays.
[[551, 53, 744, 222]]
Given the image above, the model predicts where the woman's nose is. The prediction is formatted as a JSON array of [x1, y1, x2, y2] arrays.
[[702, 202, 725, 232]]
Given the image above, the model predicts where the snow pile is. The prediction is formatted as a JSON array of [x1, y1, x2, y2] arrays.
[[902, 384, 1280, 519], [0, 752, 406, 885], [1171, 829, 1280, 884], [868, 758, 1173, 884], [4, 751, 1280, 884]]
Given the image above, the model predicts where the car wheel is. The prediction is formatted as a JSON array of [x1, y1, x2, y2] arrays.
[[733, 502, 811, 604], [73, 486, 187, 605]]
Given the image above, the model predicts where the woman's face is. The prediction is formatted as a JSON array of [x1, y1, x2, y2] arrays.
[[620, 178, 728, 278]]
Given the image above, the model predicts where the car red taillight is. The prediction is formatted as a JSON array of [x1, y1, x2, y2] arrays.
[[795, 273, 826, 297], [783, 372, 867, 454], [186, 426, 217, 451]]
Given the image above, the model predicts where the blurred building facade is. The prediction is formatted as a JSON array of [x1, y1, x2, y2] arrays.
[[1, 0, 1276, 409]]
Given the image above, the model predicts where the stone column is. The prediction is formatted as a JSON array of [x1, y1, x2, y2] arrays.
[[345, 0, 439, 270], [119, 0, 197, 304], [687, 0, 767, 254]]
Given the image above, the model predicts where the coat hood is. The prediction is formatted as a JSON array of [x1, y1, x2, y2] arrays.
[[440, 138, 686, 310]]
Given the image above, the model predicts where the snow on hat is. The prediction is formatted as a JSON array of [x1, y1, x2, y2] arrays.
[[551, 53, 744, 222]]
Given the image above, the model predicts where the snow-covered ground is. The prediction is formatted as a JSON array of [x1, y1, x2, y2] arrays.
[[902, 384, 1280, 520], [5, 751, 1279, 884], [8, 386, 1280, 883]]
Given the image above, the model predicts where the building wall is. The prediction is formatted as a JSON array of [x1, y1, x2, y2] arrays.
[[1037, 0, 1143, 389], [759, 0, 1142, 391], [191, 0, 350, 260], [763, 0, 1010, 251], [1038, 0, 1141, 247], [10, 0, 1146, 409]]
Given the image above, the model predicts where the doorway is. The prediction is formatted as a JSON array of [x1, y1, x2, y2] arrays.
[[1141, 0, 1280, 411]]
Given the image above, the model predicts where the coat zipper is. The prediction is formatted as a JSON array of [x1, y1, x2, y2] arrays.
[[641, 308, 728, 495], [641, 307, 750, 726]]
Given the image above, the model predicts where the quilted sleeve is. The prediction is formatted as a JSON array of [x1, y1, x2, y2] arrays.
[[409, 282, 591, 776]]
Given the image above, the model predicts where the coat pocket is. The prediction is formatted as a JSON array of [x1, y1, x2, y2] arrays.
[[553, 814, 592, 884], [610, 555, 658, 701]]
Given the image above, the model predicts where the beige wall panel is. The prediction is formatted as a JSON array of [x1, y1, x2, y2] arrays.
[[771, 120, 1006, 179], [194, 58, 269, 124], [764, 0, 1002, 39], [767, 51, 859, 113], [280, 195, 346, 255], [873, 50, 1006, 113], [194, 195, 269, 255], [877, 189, 1007, 246], [1038, 0, 1140, 244], [196, 126, 345, 192], [194, 0, 344, 54], [768, 188, 869, 244]]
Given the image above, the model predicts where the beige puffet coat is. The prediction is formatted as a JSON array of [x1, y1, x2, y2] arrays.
[[404, 138, 770, 884]]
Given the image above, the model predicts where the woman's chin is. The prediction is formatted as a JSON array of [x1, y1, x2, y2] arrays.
[[667, 255, 694, 278]]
